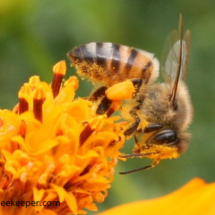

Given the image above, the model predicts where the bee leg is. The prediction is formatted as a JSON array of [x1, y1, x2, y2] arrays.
[[90, 86, 108, 101], [80, 86, 108, 101], [119, 160, 159, 174], [86, 86, 112, 115], [130, 78, 143, 97], [124, 105, 141, 136], [94, 79, 143, 116], [134, 131, 141, 147], [123, 79, 145, 135], [96, 96, 112, 115]]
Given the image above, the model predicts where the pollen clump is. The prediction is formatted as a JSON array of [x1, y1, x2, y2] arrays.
[[0, 61, 125, 215], [106, 80, 135, 100]]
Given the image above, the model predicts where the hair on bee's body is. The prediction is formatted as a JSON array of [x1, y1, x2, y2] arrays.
[[69, 42, 159, 86], [67, 14, 193, 174], [123, 81, 192, 154]]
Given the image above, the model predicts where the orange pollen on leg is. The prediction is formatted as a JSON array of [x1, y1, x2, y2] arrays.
[[51, 60, 67, 98], [33, 88, 46, 122]]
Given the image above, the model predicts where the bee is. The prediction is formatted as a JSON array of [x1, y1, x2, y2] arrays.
[[67, 15, 193, 174]]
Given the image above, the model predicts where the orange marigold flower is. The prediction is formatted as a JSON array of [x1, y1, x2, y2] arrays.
[[97, 178, 215, 215], [0, 61, 125, 215]]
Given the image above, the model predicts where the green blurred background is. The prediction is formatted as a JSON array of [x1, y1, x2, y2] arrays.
[[0, 0, 215, 214]]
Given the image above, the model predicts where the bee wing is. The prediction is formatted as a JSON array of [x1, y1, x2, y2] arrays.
[[161, 30, 190, 83], [161, 30, 179, 84], [161, 15, 190, 107], [182, 30, 191, 80]]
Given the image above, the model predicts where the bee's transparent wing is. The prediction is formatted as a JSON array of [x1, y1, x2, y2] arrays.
[[182, 30, 191, 80], [161, 15, 190, 107], [161, 28, 190, 85]]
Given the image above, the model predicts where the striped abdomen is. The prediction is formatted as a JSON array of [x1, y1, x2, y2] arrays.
[[67, 42, 159, 86]]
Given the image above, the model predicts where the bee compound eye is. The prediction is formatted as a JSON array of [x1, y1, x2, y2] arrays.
[[144, 123, 163, 133], [147, 129, 179, 146]]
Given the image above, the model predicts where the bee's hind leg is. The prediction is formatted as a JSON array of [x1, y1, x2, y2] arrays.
[[89, 86, 108, 101], [88, 86, 112, 115], [96, 96, 112, 115], [94, 78, 143, 116]]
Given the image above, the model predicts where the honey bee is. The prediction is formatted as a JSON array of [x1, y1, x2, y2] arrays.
[[67, 15, 193, 174]]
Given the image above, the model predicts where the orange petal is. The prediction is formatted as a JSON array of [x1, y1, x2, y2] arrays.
[[97, 178, 215, 215]]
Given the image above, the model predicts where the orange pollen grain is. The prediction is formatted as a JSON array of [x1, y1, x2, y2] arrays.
[[106, 80, 135, 100]]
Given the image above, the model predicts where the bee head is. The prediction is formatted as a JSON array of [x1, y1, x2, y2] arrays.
[[142, 123, 190, 155]]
